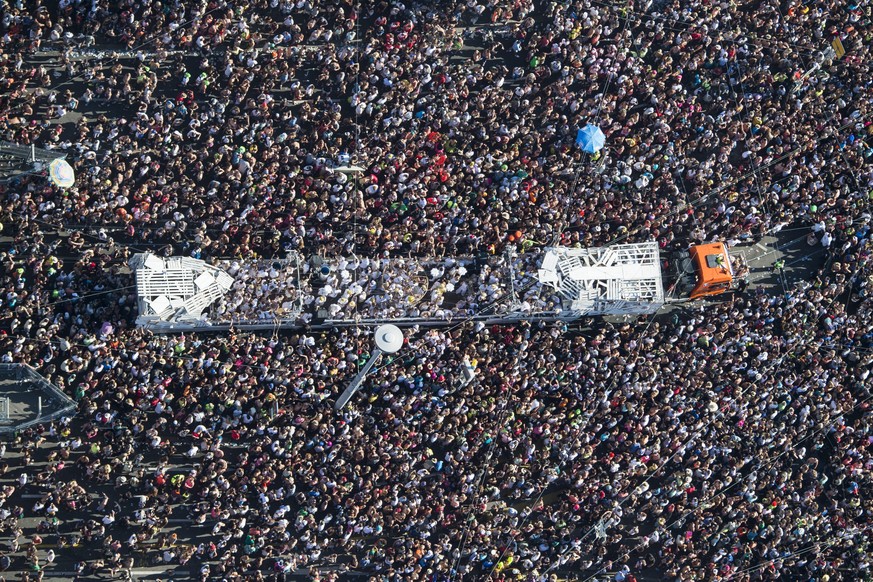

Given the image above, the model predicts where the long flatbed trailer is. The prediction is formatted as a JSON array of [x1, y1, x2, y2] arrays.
[[130, 241, 745, 333]]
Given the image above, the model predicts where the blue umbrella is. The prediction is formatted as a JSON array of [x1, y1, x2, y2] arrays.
[[575, 124, 606, 154]]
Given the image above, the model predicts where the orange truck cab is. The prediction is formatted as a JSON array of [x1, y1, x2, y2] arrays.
[[669, 242, 737, 300], [687, 242, 735, 299]]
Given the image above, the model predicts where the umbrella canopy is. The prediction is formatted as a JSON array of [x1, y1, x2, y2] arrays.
[[575, 124, 606, 154], [48, 158, 75, 188]]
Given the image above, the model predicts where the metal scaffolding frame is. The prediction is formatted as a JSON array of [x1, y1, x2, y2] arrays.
[[536, 242, 665, 316], [0, 363, 77, 433], [0, 141, 66, 182], [131, 253, 306, 332], [130, 254, 234, 328]]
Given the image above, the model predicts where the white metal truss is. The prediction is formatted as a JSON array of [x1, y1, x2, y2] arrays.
[[131, 253, 307, 331], [536, 242, 664, 316], [130, 253, 235, 328]]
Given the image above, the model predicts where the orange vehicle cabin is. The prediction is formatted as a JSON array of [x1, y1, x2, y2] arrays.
[[688, 242, 735, 299]]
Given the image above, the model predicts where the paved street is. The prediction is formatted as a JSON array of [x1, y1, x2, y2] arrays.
[[733, 226, 830, 295]]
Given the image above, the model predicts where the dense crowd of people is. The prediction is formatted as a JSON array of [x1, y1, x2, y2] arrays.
[[312, 256, 535, 321], [215, 257, 309, 322], [0, 0, 872, 580]]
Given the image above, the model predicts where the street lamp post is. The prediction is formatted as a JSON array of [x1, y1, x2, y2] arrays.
[[335, 324, 404, 410]]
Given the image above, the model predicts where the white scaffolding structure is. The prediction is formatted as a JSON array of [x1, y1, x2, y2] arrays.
[[130, 254, 234, 329], [537, 242, 665, 316], [131, 253, 308, 332]]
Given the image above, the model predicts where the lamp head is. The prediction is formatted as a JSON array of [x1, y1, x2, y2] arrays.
[[374, 324, 403, 353]]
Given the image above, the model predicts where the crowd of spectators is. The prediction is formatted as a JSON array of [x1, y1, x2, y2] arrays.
[[312, 256, 529, 321], [214, 258, 308, 322], [0, 0, 871, 580]]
